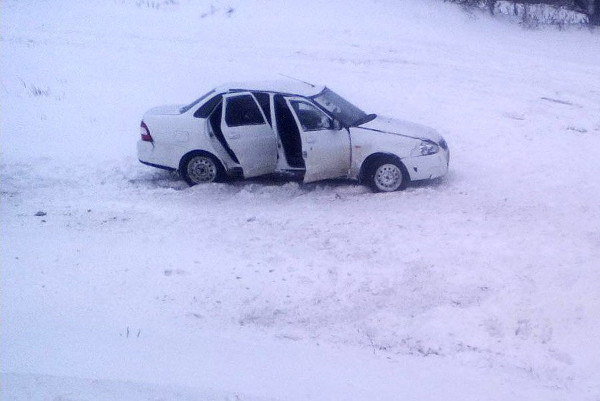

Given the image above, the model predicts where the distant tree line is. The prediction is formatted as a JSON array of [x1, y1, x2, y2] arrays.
[[447, 0, 599, 24]]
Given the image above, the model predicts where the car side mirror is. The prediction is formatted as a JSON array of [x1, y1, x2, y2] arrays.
[[332, 119, 342, 130]]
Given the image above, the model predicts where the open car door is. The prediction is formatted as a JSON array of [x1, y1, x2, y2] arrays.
[[221, 92, 278, 178], [285, 97, 351, 183]]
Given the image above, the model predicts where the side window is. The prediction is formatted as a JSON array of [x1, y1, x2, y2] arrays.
[[194, 94, 223, 118], [252, 92, 272, 126], [225, 95, 265, 127], [290, 100, 333, 131]]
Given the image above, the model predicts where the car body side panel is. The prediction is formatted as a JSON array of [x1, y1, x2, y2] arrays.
[[347, 127, 448, 182], [139, 111, 226, 170], [347, 127, 417, 178]]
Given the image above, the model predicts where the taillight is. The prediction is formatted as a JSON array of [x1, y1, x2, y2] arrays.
[[140, 121, 153, 142]]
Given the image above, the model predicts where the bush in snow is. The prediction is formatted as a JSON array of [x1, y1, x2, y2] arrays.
[[445, 0, 593, 26], [495, 1, 589, 27]]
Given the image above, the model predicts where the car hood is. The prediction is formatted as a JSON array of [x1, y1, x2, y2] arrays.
[[145, 104, 185, 116], [355, 116, 442, 143]]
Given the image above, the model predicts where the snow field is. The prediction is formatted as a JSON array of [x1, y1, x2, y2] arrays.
[[2, 0, 600, 399]]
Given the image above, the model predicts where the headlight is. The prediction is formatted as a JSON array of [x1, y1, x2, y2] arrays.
[[411, 140, 439, 157]]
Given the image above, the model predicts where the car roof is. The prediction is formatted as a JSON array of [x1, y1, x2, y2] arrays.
[[214, 80, 325, 97]]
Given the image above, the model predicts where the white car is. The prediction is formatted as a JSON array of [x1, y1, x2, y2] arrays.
[[137, 80, 449, 192]]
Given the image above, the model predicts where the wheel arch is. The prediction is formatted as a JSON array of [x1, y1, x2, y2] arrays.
[[359, 152, 409, 184], [178, 149, 225, 173]]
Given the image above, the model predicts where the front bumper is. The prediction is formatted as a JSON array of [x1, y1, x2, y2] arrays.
[[403, 147, 449, 181]]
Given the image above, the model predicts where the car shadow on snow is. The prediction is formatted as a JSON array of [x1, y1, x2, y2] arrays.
[[128, 169, 188, 190], [130, 168, 450, 195], [232, 174, 357, 190], [406, 176, 449, 191]]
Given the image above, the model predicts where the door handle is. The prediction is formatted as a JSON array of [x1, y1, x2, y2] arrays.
[[228, 133, 241, 139], [306, 138, 316, 144]]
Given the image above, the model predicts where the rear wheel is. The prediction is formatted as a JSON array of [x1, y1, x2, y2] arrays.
[[180, 153, 224, 186], [366, 157, 407, 192]]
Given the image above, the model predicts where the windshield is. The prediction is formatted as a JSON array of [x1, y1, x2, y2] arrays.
[[180, 89, 215, 114], [311, 88, 367, 127]]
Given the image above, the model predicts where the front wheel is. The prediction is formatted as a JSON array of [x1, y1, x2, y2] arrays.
[[180, 153, 224, 186], [366, 157, 407, 192]]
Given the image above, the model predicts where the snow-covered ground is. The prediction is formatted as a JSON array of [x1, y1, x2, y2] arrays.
[[2, 1, 600, 399]]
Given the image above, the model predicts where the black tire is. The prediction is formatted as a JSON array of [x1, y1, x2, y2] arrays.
[[179, 152, 225, 186], [365, 156, 408, 192]]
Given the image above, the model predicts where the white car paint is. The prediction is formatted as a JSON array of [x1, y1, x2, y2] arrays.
[[215, 80, 325, 98], [285, 96, 351, 182], [220, 92, 278, 177], [137, 80, 449, 190], [348, 117, 448, 181]]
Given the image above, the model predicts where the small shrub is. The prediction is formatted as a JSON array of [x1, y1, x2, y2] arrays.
[[135, 0, 177, 9], [19, 80, 50, 97], [200, 4, 235, 18], [29, 85, 50, 97]]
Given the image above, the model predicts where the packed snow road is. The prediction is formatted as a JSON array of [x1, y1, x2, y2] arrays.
[[2, 0, 600, 400]]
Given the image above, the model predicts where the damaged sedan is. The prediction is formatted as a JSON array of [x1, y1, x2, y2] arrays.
[[137, 80, 449, 192]]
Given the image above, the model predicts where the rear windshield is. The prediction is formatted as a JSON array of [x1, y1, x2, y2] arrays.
[[180, 89, 216, 114]]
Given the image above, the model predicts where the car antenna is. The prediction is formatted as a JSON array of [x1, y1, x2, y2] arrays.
[[278, 73, 315, 88]]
